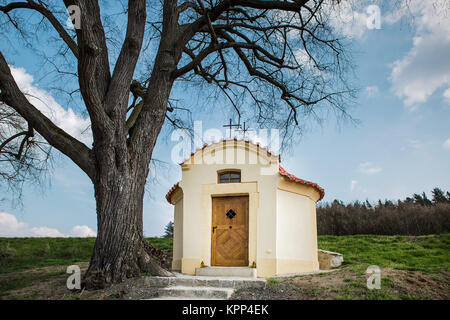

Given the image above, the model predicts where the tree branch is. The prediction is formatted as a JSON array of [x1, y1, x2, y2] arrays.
[[63, 0, 112, 134], [178, 1, 200, 14], [178, 0, 309, 47], [0, 129, 29, 155], [104, 0, 146, 118], [173, 41, 271, 78], [0, 51, 95, 179], [0, 1, 79, 59]]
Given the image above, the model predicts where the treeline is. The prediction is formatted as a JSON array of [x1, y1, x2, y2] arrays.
[[317, 188, 450, 235]]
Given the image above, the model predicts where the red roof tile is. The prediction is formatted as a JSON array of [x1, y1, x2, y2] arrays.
[[278, 166, 325, 201], [165, 139, 325, 203], [165, 181, 180, 203]]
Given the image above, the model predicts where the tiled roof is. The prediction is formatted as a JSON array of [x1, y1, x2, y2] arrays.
[[278, 166, 325, 200], [165, 139, 325, 203], [165, 181, 180, 203]]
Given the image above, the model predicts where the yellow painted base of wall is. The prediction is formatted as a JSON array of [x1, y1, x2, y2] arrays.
[[178, 258, 319, 277], [171, 259, 181, 271], [256, 258, 277, 277], [276, 259, 319, 275], [255, 258, 319, 278], [181, 258, 201, 275]]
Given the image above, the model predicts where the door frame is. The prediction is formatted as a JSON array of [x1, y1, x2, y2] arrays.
[[201, 182, 259, 269], [211, 195, 249, 266]]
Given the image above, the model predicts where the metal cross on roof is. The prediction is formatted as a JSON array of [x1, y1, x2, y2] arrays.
[[236, 121, 255, 139], [223, 118, 241, 138]]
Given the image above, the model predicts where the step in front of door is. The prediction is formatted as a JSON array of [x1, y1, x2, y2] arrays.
[[145, 275, 266, 289], [156, 286, 234, 299], [195, 266, 257, 278]]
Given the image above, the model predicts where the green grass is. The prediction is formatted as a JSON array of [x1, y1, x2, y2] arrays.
[[0, 270, 66, 298], [1, 235, 448, 275], [317, 234, 450, 273], [0, 237, 172, 274], [1, 234, 448, 275], [266, 278, 279, 285], [0, 237, 95, 274], [144, 237, 173, 250], [0, 234, 448, 300]]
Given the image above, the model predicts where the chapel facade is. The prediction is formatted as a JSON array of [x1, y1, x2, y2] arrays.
[[166, 139, 324, 277]]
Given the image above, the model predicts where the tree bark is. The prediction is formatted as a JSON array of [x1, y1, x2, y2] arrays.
[[84, 149, 173, 288], [81, 1, 181, 287], [83, 53, 178, 288]]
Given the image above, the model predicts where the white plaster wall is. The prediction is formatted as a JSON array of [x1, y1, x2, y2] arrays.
[[276, 189, 314, 261], [180, 176, 203, 260]]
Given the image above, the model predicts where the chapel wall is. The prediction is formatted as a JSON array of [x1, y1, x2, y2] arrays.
[[178, 140, 279, 275]]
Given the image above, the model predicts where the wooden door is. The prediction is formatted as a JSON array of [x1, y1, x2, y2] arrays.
[[211, 196, 249, 266]]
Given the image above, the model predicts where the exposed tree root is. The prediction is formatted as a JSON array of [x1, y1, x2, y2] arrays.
[[82, 240, 173, 290]]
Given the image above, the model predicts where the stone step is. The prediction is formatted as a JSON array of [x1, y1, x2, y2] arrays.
[[144, 275, 266, 290], [195, 267, 257, 278], [156, 286, 234, 300]]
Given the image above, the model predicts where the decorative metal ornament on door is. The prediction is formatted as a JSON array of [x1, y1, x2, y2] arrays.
[[226, 209, 236, 220]]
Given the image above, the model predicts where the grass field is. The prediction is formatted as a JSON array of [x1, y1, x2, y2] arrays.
[[318, 234, 450, 273], [0, 237, 172, 275], [234, 234, 450, 300], [0, 235, 448, 300]]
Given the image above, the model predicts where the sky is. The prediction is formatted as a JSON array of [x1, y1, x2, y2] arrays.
[[0, 1, 449, 237]]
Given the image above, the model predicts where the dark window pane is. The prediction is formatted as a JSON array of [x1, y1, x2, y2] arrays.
[[219, 171, 241, 183], [220, 173, 229, 179]]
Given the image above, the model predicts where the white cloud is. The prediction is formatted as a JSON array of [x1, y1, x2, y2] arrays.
[[323, 0, 373, 39], [0, 211, 63, 237], [365, 86, 380, 98], [389, 0, 450, 108], [444, 88, 450, 104], [0, 211, 29, 237], [359, 162, 382, 175], [0, 211, 95, 237], [443, 138, 450, 150], [29, 226, 65, 237], [294, 48, 319, 72], [9, 66, 92, 145], [275, 1, 374, 40], [350, 180, 358, 192], [70, 225, 96, 237]]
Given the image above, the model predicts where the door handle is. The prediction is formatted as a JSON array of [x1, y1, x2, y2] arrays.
[[212, 226, 217, 233]]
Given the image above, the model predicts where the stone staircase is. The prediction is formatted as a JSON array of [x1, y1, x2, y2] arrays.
[[146, 267, 265, 300]]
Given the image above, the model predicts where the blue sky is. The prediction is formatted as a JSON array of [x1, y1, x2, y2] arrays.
[[1, 1, 449, 237]]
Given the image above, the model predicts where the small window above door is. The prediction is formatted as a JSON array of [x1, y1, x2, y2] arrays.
[[218, 170, 241, 183]]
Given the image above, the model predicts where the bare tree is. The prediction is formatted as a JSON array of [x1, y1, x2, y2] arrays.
[[0, 0, 354, 286], [0, 102, 51, 204]]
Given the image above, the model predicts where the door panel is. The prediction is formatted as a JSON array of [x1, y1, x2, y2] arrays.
[[211, 196, 249, 266]]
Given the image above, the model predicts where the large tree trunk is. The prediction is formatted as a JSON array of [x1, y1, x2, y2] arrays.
[[84, 160, 173, 288], [81, 2, 181, 286], [83, 76, 176, 288]]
